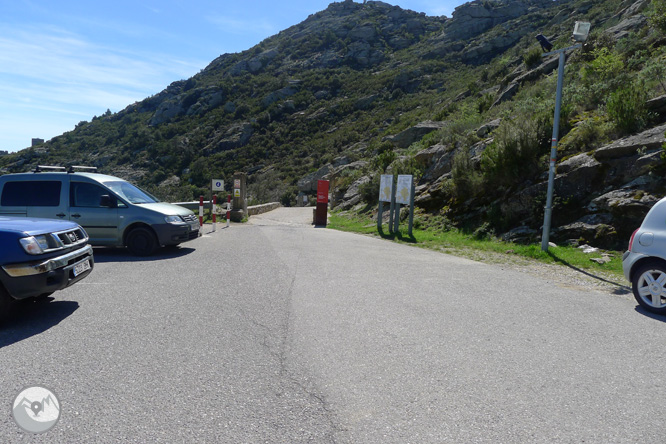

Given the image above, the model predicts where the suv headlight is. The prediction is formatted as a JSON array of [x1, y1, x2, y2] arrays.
[[19, 235, 50, 255], [165, 215, 184, 224]]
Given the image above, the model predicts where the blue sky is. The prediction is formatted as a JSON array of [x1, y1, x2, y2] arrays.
[[0, 0, 463, 152]]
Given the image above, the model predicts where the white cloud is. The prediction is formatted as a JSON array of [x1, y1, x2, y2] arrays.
[[0, 23, 205, 151]]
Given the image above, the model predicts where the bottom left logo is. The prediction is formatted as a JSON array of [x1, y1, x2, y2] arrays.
[[12, 386, 61, 434]]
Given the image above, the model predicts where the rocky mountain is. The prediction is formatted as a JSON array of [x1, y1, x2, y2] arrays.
[[1, 0, 664, 249]]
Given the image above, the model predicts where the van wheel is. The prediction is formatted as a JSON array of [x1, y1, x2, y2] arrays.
[[126, 227, 158, 256]]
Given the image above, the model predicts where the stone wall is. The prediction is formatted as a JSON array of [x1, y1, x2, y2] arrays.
[[247, 202, 281, 216]]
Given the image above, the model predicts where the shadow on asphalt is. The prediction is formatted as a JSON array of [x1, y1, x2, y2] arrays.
[[92, 246, 195, 263], [377, 227, 417, 244], [635, 306, 666, 322], [547, 251, 631, 294], [0, 297, 79, 348]]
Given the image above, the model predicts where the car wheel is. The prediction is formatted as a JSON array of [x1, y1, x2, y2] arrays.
[[126, 227, 158, 256], [632, 262, 666, 315]]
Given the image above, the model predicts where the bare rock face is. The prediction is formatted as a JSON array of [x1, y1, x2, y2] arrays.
[[337, 175, 371, 210], [442, 0, 552, 41], [384, 121, 447, 148], [556, 153, 601, 175], [605, 14, 647, 40], [230, 48, 280, 76], [205, 122, 254, 154], [594, 124, 666, 160], [149, 85, 226, 126]]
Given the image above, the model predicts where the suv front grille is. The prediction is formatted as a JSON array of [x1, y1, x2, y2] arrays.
[[40, 227, 89, 253], [181, 214, 197, 223], [56, 228, 87, 246]]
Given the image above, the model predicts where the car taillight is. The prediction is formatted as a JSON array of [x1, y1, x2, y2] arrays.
[[628, 228, 639, 251]]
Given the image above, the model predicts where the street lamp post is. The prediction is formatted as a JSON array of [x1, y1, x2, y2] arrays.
[[539, 22, 590, 252]]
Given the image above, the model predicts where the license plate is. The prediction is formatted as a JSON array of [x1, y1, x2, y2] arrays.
[[73, 259, 91, 277]]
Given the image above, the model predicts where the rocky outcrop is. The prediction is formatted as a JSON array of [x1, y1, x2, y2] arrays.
[[593, 123, 666, 160], [337, 175, 371, 210], [149, 85, 226, 125], [443, 0, 546, 41], [262, 85, 300, 107], [230, 48, 280, 76], [605, 14, 647, 40], [205, 122, 254, 154], [384, 121, 447, 148], [297, 157, 353, 192], [492, 56, 560, 108]]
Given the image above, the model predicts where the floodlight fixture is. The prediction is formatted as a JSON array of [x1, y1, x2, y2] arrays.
[[536, 34, 553, 53], [572, 21, 591, 42]]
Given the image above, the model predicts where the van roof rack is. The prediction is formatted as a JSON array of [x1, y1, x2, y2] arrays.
[[67, 165, 98, 173], [34, 165, 66, 173]]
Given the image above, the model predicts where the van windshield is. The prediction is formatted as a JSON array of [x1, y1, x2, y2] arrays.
[[105, 181, 160, 204]]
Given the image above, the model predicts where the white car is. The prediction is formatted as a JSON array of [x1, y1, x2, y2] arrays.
[[623, 197, 666, 314]]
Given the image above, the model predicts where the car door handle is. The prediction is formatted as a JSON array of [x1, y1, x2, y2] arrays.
[[56, 213, 66, 218], [71, 213, 81, 218]]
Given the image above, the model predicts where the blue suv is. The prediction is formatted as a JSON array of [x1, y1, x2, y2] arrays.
[[0, 216, 94, 322]]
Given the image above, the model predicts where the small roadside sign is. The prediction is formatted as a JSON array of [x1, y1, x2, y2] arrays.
[[396, 175, 412, 205], [317, 180, 329, 203], [234, 189, 241, 197], [379, 175, 393, 203], [212, 179, 224, 191]]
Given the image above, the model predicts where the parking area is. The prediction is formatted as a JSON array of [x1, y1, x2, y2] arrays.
[[2, 209, 666, 443]]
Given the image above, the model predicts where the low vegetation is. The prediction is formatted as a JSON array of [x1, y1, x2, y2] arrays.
[[328, 212, 625, 280]]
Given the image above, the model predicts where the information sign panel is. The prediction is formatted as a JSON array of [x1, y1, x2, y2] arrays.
[[396, 175, 413, 205], [379, 175, 393, 203], [317, 180, 329, 203]]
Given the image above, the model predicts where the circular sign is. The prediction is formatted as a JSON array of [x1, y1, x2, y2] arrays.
[[12, 385, 61, 434]]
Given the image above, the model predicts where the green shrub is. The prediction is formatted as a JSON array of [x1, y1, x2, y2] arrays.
[[371, 146, 397, 172], [523, 46, 543, 70], [606, 82, 649, 134], [650, 0, 666, 33], [559, 116, 609, 153], [480, 108, 551, 192], [578, 48, 627, 109], [451, 146, 483, 201], [359, 174, 380, 205]]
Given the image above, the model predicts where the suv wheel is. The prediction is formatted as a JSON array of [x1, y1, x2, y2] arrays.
[[126, 227, 158, 256], [632, 262, 666, 315]]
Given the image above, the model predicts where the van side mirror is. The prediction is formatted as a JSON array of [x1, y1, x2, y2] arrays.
[[100, 195, 117, 208]]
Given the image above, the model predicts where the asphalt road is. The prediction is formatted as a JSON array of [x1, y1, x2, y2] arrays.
[[1, 207, 665, 443]]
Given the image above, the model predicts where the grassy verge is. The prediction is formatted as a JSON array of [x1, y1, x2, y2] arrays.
[[328, 212, 625, 280]]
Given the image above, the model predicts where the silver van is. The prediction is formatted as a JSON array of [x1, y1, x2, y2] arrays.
[[0, 166, 200, 255]]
